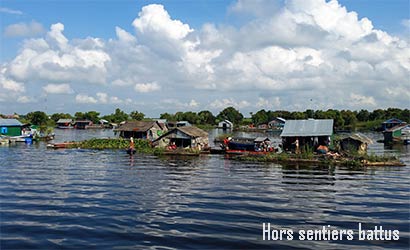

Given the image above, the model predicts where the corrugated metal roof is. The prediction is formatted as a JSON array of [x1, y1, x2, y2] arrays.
[[0, 118, 23, 126], [57, 119, 72, 123], [280, 119, 333, 137]]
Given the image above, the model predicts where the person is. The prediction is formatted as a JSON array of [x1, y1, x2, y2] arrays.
[[317, 145, 328, 154], [129, 137, 135, 152], [294, 138, 300, 154]]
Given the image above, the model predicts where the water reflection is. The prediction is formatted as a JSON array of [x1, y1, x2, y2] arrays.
[[0, 130, 409, 249]]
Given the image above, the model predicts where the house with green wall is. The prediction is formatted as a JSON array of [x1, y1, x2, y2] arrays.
[[0, 119, 23, 136]]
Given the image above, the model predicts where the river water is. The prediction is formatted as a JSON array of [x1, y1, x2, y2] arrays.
[[1, 129, 409, 249]]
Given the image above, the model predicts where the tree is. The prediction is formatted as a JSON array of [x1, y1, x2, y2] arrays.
[[51, 113, 73, 123], [182, 111, 199, 124], [356, 109, 370, 122], [26, 111, 49, 125], [160, 113, 176, 121], [111, 108, 129, 123], [198, 110, 216, 125], [84, 111, 100, 124], [252, 109, 269, 125], [130, 110, 145, 121], [216, 106, 243, 125], [75, 112, 86, 120], [341, 110, 357, 130]]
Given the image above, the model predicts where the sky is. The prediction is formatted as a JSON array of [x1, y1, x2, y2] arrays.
[[0, 0, 409, 117]]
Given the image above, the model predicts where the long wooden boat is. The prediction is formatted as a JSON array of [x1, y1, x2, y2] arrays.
[[225, 149, 271, 155], [46, 142, 76, 149]]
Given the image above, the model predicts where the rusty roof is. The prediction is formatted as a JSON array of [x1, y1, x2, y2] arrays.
[[114, 121, 158, 132]]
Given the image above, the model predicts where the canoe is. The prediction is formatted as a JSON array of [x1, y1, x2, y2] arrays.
[[226, 149, 270, 155], [47, 142, 76, 149]]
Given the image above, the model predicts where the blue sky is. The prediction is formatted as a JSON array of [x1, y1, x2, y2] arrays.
[[1, 0, 409, 116]]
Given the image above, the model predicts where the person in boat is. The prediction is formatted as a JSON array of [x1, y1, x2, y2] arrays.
[[222, 137, 231, 150]]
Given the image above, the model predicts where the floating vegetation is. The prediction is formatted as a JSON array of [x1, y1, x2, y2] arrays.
[[74, 138, 164, 154]]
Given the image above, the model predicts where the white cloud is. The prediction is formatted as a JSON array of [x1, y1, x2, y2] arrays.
[[133, 4, 192, 40], [17, 96, 35, 103], [1, 1, 410, 115], [4, 21, 45, 37], [209, 98, 251, 110], [96, 92, 108, 103], [75, 94, 98, 104], [401, 19, 410, 29], [1, 77, 25, 93], [7, 23, 111, 85], [43, 83, 73, 94], [134, 82, 160, 93], [350, 93, 376, 107], [0, 7, 23, 15]]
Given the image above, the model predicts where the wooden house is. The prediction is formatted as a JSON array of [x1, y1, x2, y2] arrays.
[[114, 121, 166, 140], [153, 126, 209, 150], [336, 133, 372, 155], [383, 124, 410, 144], [176, 121, 191, 127], [56, 119, 73, 129], [381, 118, 406, 131], [74, 120, 93, 129], [0, 118, 23, 136], [280, 119, 334, 152], [218, 120, 233, 129]]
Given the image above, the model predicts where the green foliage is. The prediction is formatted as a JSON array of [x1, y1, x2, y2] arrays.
[[197, 110, 216, 125], [101, 108, 129, 123], [216, 106, 243, 125], [130, 110, 145, 121], [26, 111, 49, 125], [251, 109, 269, 125], [50, 113, 73, 123], [299, 145, 314, 159], [76, 138, 164, 154]]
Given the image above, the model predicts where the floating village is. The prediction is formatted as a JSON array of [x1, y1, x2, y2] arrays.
[[0, 114, 408, 167]]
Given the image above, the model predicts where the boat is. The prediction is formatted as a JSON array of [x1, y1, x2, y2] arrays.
[[0, 136, 10, 145], [46, 142, 76, 149], [225, 149, 271, 155], [221, 137, 277, 154]]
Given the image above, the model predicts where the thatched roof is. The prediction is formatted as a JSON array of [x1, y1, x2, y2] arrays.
[[114, 121, 158, 132], [177, 126, 208, 138], [154, 126, 208, 141], [338, 133, 373, 144]]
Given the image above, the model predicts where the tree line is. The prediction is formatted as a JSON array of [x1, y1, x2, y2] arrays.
[[1, 107, 409, 131]]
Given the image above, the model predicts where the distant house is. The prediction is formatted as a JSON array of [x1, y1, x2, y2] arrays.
[[383, 124, 410, 144], [268, 117, 286, 130], [218, 120, 233, 129], [74, 120, 93, 129], [381, 118, 406, 131], [56, 119, 73, 129], [114, 121, 166, 140], [280, 119, 334, 152], [153, 126, 209, 150], [336, 133, 372, 155], [176, 121, 191, 127], [0, 118, 23, 136]]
